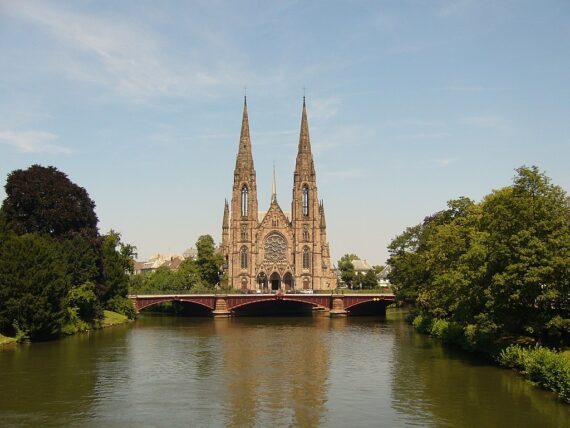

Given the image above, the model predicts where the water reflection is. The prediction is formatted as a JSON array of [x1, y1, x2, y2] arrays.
[[389, 311, 570, 427], [216, 317, 329, 427], [1, 313, 569, 427]]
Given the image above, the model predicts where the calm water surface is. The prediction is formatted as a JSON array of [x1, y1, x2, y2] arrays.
[[1, 311, 569, 427]]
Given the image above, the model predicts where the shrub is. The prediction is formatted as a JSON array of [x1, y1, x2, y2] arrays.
[[430, 318, 449, 338], [412, 315, 432, 334], [498, 344, 570, 403], [105, 296, 137, 320]]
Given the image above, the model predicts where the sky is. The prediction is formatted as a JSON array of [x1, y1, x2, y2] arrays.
[[1, 0, 569, 265]]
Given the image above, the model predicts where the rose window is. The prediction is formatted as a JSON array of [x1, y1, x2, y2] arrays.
[[264, 234, 287, 262]]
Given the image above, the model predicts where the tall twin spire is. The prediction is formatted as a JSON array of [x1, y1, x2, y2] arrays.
[[235, 95, 314, 192], [235, 96, 254, 174]]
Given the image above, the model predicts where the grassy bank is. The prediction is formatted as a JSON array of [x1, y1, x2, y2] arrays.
[[0, 334, 17, 347], [411, 314, 570, 403], [2, 310, 132, 350], [100, 310, 129, 327]]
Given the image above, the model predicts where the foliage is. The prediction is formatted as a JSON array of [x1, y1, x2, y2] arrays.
[[196, 235, 224, 287], [337, 253, 358, 287], [129, 235, 223, 295], [0, 232, 70, 340], [2, 164, 98, 238], [389, 167, 570, 347], [104, 297, 136, 320], [65, 281, 100, 322], [0, 165, 137, 341], [498, 345, 570, 402], [101, 230, 136, 303]]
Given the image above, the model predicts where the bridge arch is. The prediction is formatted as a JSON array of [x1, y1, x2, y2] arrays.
[[134, 297, 215, 312], [228, 297, 327, 313]]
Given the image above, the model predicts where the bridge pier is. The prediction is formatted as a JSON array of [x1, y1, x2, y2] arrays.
[[212, 296, 232, 318], [329, 296, 347, 317]]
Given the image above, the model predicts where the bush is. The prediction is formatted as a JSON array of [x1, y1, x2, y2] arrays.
[[498, 345, 570, 402], [412, 315, 432, 334], [430, 318, 449, 338], [105, 296, 137, 320]]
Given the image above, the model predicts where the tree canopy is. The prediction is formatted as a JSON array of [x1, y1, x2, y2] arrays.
[[3, 165, 98, 238], [388, 166, 570, 347], [0, 165, 136, 341]]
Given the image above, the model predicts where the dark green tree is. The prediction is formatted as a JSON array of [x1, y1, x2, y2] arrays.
[[0, 233, 70, 340], [2, 165, 98, 238]]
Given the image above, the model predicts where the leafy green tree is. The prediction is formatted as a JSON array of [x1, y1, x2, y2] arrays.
[[338, 254, 358, 288], [388, 166, 570, 347], [0, 233, 70, 340], [362, 269, 379, 289], [2, 165, 98, 238], [196, 235, 224, 287], [101, 230, 137, 302]]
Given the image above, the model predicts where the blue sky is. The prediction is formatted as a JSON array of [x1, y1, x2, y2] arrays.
[[1, 0, 569, 265]]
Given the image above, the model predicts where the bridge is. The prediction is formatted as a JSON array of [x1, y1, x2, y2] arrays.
[[128, 292, 396, 317]]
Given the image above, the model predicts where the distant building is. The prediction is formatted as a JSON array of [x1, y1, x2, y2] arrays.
[[183, 247, 198, 260], [133, 252, 187, 274], [352, 259, 372, 275]]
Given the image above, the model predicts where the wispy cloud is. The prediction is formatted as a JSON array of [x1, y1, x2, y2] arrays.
[[462, 115, 510, 132], [428, 158, 457, 168], [310, 96, 341, 120], [0, 130, 70, 154], [396, 132, 451, 141], [6, 2, 270, 101], [438, 0, 475, 17], [323, 169, 368, 179]]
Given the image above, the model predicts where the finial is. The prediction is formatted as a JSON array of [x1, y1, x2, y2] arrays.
[[303, 86, 306, 105]]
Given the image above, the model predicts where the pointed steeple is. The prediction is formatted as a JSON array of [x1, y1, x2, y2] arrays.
[[320, 200, 326, 229], [271, 162, 277, 204], [223, 199, 229, 229], [294, 97, 316, 182], [235, 96, 254, 174]]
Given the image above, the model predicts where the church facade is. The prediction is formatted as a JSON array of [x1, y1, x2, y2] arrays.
[[221, 98, 337, 291]]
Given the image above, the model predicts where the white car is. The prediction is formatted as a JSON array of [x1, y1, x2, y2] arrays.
[[300, 289, 314, 294]]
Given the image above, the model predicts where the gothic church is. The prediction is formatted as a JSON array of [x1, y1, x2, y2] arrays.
[[221, 98, 337, 291]]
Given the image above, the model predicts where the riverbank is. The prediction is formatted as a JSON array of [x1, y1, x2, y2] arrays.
[[411, 314, 570, 403], [0, 334, 17, 347], [1, 310, 132, 350]]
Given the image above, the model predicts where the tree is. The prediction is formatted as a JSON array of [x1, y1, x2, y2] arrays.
[[0, 233, 71, 340], [101, 230, 137, 302], [196, 235, 224, 287], [388, 166, 570, 346], [338, 254, 358, 288], [2, 165, 98, 238]]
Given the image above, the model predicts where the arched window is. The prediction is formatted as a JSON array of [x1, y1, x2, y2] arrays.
[[241, 185, 248, 217], [240, 246, 248, 269], [302, 185, 309, 216], [302, 246, 311, 269]]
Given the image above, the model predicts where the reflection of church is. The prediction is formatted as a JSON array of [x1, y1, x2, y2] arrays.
[[221, 98, 337, 291]]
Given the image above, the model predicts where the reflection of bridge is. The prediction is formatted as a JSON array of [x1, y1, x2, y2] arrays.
[[128, 293, 396, 317]]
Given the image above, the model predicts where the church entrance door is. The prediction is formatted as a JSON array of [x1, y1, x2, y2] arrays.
[[270, 272, 281, 291], [283, 273, 293, 291]]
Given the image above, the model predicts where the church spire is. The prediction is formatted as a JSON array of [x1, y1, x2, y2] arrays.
[[294, 97, 316, 182], [235, 96, 254, 173], [222, 199, 229, 229], [271, 162, 277, 203], [320, 200, 326, 229]]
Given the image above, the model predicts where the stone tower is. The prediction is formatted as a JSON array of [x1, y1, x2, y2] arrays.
[[222, 98, 337, 291], [226, 97, 259, 289]]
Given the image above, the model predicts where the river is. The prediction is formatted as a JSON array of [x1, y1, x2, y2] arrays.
[[1, 310, 569, 427]]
